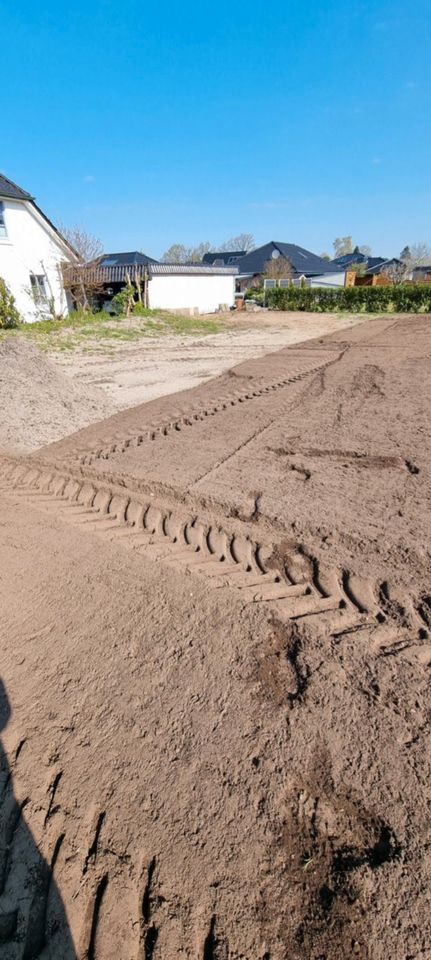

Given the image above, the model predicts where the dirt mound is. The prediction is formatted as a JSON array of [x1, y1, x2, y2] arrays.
[[0, 337, 115, 453]]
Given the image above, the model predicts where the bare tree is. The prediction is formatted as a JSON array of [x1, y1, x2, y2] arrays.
[[387, 243, 431, 283], [333, 236, 353, 258], [161, 243, 190, 263], [263, 256, 293, 280], [161, 235, 254, 262], [161, 242, 213, 263], [407, 242, 431, 267], [58, 224, 103, 263], [358, 244, 372, 257], [382, 262, 409, 284], [220, 234, 255, 253], [189, 241, 213, 262], [319, 252, 331, 261], [59, 224, 105, 310]]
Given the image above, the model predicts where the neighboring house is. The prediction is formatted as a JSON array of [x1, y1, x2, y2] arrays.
[[331, 251, 371, 270], [0, 173, 78, 321], [94, 256, 237, 314], [365, 258, 403, 277], [331, 251, 404, 278], [292, 272, 346, 289], [235, 241, 343, 291], [96, 251, 159, 307], [412, 265, 431, 281], [202, 251, 246, 267], [98, 251, 159, 269]]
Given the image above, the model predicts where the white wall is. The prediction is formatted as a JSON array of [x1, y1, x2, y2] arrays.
[[0, 199, 73, 322], [148, 273, 235, 314], [308, 272, 346, 288]]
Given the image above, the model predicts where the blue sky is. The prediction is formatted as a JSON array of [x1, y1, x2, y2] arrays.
[[2, 0, 430, 258]]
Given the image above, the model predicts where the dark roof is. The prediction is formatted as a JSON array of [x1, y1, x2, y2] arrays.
[[332, 252, 368, 267], [365, 257, 386, 270], [99, 251, 159, 267], [202, 251, 246, 266], [332, 254, 393, 274], [0, 172, 78, 259], [0, 173, 33, 201], [237, 241, 343, 277], [366, 258, 401, 276]]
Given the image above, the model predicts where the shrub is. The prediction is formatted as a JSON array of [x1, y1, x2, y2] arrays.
[[132, 301, 150, 316], [111, 284, 135, 316], [0, 277, 21, 328], [263, 284, 431, 313]]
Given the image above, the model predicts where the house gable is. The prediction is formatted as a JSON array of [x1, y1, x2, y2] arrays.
[[237, 241, 342, 277]]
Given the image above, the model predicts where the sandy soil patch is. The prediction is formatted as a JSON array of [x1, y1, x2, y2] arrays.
[[0, 338, 115, 454], [0, 314, 430, 957], [51, 311, 367, 411], [1, 311, 367, 453]]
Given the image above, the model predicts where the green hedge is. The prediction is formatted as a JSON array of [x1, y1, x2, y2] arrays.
[[259, 284, 431, 313]]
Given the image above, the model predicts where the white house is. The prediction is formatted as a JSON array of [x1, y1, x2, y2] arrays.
[[0, 173, 77, 322]]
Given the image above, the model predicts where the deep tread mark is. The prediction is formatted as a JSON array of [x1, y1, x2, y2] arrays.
[[72, 355, 336, 465], [141, 856, 156, 925], [2, 452, 412, 639], [144, 925, 158, 960], [202, 915, 218, 960], [44, 769, 63, 826], [341, 569, 368, 613], [83, 873, 109, 960], [83, 809, 106, 875]]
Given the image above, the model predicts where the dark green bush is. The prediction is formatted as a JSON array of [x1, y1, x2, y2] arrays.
[[0, 277, 21, 328], [263, 284, 431, 313]]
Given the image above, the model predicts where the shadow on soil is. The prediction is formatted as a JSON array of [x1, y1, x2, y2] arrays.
[[0, 678, 76, 959]]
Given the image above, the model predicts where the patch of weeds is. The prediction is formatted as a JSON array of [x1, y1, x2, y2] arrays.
[[0, 306, 223, 353], [160, 313, 222, 335]]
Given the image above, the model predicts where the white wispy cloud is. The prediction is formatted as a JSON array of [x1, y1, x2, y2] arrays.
[[83, 174, 96, 183]]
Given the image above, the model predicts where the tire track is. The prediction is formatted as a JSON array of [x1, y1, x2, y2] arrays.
[[1, 456, 428, 653], [72, 354, 339, 467]]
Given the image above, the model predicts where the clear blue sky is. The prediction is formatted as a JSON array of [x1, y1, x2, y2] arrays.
[[2, 0, 430, 259]]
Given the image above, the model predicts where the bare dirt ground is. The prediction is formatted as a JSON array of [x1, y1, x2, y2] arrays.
[[0, 314, 430, 959], [50, 311, 369, 411], [0, 311, 368, 454]]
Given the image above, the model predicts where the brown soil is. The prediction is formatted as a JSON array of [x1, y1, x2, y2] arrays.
[[0, 314, 430, 959], [50, 311, 368, 412], [0, 338, 115, 454], [0, 312, 366, 454]]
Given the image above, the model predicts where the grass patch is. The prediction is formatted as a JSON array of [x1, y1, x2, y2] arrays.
[[0, 308, 223, 352]]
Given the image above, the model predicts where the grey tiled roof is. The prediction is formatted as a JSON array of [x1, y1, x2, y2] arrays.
[[150, 264, 238, 275], [99, 251, 159, 267], [202, 251, 246, 265], [0, 173, 33, 200], [237, 242, 343, 277]]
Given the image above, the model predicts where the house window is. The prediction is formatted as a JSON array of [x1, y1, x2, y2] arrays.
[[30, 274, 48, 302], [0, 201, 7, 238]]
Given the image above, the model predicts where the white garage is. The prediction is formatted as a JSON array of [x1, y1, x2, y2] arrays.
[[148, 264, 237, 314]]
